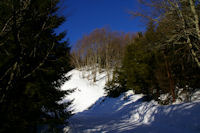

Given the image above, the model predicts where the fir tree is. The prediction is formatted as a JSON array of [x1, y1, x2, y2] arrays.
[[0, 0, 72, 132]]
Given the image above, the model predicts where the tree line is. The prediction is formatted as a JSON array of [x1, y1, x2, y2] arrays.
[[71, 28, 136, 82], [106, 0, 200, 103], [72, 0, 200, 104]]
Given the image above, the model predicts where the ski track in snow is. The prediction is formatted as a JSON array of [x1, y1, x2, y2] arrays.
[[62, 69, 200, 133]]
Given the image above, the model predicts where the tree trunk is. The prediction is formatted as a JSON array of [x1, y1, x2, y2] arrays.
[[164, 55, 176, 102]]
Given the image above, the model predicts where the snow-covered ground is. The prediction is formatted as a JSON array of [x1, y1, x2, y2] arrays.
[[62, 69, 200, 133], [61, 69, 106, 113]]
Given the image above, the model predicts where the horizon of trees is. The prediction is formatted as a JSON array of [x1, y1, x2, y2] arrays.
[[71, 27, 136, 82], [105, 0, 200, 103], [72, 0, 200, 104]]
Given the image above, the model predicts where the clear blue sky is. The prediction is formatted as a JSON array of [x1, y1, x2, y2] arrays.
[[56, 0, 146, 47]]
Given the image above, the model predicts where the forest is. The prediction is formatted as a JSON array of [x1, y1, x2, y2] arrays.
[[0, 0, 200, 132], [72, 0, 200, 103]]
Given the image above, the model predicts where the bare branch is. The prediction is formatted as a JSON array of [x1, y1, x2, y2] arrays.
[[0, 16, 13, 37], [23, 42, 55, 79], [0, 62, 18, 103], [129, 11, 160, 23]]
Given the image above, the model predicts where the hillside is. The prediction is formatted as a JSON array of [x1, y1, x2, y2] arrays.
[[62, 69, 200, 133], [61, 69, 106, 113]]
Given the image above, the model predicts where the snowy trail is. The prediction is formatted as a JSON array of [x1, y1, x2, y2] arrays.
[[62, 69, 200, 133], [67, 92, 200, 133]]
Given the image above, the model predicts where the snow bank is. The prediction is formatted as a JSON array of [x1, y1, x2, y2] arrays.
[[61, 69, 106, 113]]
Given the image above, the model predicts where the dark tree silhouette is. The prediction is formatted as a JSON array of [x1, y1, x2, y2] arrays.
[[0, 0, 72, 132]]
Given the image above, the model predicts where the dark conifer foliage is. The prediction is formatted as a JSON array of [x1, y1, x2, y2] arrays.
[[0, 0, 72, 132], [105, 22, 158, 100], [105, 20, 200, 103]]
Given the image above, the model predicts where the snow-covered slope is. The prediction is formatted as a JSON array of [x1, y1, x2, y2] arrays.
[[62, 69, 200, 133], [61, 69, 106, 113]]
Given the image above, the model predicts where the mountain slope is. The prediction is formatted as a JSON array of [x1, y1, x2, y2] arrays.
[[62, 69, 200, 133]]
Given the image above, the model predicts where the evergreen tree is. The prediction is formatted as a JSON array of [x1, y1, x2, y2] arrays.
[[0, 0, 72, 132], [105, 22, 158, 99], [105, 0, 200, 103]]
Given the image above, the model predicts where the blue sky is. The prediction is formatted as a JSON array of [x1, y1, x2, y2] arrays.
[[56, 0, 146, 47]]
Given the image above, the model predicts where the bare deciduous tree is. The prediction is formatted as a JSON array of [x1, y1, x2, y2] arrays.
[[71, 28, 136, 82]]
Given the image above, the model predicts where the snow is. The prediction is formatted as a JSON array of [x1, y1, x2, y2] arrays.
[[61, 69, 106, 113], [62, 69, 200, 133]]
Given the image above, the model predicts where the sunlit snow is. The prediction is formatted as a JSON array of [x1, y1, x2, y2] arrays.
[[62, 69, 200, 133]]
